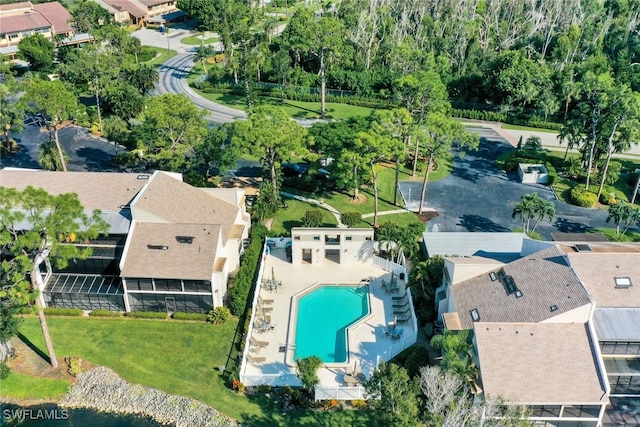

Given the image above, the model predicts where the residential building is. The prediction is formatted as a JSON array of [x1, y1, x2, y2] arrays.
[[290, 227, 374, 265], [0, 169, 250, 314], [0, 1, 74, 58], [93, 0, 179, 26]]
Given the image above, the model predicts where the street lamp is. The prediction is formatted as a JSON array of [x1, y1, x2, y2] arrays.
[[407, 188, 411, 210], [165, 23, 170, 53]]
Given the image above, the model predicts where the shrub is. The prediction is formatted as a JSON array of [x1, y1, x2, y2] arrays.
[[66, 356, 83, 376], [43, 307, 83, 316], [350, 399, 367, 408], [0, 362, 10, 380], [627, 170, 640, 186], [545, 162, 557, 185], [207, 306, 231, 324], [172, 312, 207, 321], [125, 311, 168, 319], [228, 224, 268, 315], [570, 187, 598, 208], [231, 379, 245, 393], [404, 346, 430, 378], [88, 309, 121, 317], [138, 46, 157, 62], [599, 186, 618, 205], [20, 306, 36, 315], [301, 210, 324, 227], [340, 212, 362, 228]]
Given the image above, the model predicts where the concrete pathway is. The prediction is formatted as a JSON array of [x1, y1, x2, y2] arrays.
[[280, 191, 346, 228], [361, 208, 412, 219]]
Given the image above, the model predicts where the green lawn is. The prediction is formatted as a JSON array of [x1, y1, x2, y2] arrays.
[[195, 90, 375, 120], [590, 228, 640, 242], [271, 199, 338, 235], [501, 123, 559, 133], [14, 317, 375, 425], [0, 371, 69, 400], [143, 48, 178, 66], [181, 33, 220, 45]]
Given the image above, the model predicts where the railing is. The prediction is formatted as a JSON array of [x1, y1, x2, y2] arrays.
[[243, 373, 300, 387], [239, 241, 268, 385], [371, 255, 406, 277], [315, 385, 366, 401]]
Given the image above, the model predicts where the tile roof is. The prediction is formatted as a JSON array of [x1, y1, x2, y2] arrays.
[[567, 253, 640, 308], [0, 12, 50, 34], [120, 222, 220, 280], [101, 0, 148, 18], [132, 172, 240, 242], [33, 1, 74, 34], [138, 0, 172, 6], [474, 322, 608, 404], [0, 2, 31, 13], [0, 170, 148, 211], [450, 246, 591, 329]]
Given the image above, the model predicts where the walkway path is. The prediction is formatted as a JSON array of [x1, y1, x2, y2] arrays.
[[280, 191, 346, 228]]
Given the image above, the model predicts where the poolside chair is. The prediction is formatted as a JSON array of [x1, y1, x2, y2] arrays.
[[249, 345, 262, 354], [250, 337, 269, 347], [393, 306, 410, 315], [259, 297, 274, 305], [395, 314, 411, 324], [247, 354, 266, 364], [391, 327, 404, 341], [391, 293, 407, 301], [343, 372, 359, 386], [261, 306, 274, 313], [392, 300, 408, 309]]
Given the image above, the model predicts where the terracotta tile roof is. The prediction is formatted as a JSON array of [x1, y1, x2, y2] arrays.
[[567, 253, 640, 308], [0, 12, 50, 35], [474, 322, 608, 404], [132, 172, 240, 242], [102, 0, 147, 18], [0, 2, 31, 13], [450, 246, 591, 329], [120, 222, 220, 279], [33, 1, 74, 34], [0, 170, 148, 211]]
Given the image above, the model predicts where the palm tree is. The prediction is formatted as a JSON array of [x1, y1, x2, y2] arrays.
[[606, 202, 640, 240], [512, 193, 538, 233], [531, 198, 556, 234], [557, 123, 584, 162]]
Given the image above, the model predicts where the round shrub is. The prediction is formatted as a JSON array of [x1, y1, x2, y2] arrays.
[[340, 212, 362, 228], [207, 306, 231, 325], [570, 187, 598, 208], [0, 362, 10, 380], [599, 186, 618, 205]]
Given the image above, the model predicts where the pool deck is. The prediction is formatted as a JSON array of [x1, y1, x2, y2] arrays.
[[241, 247, 416, 392]]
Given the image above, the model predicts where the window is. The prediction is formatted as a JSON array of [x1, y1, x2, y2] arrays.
[[562, 405, 601, 418], [614, 277, 632, 289], [530, 405, 561, 417], [345, 236, 352, 241], [313, 235, 320, 241], [9, 33, 19, 40], [365, 236, 372, 241], [600, 341, 640, 355], [294, 236, 300, 240]]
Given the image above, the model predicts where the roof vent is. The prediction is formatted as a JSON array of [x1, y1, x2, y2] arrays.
[[137, 174, 150, 180], [550, 305, 558, 312], [614, 277, 632, 289], [515, 290, 523, 298], [147, 245, 168, 250], [176, 236, 195, 244], [470, 309, 480, 322], [573, 244, 592, 252]]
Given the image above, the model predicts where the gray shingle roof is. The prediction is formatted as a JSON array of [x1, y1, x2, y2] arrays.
[[451, 246, 591, 329]]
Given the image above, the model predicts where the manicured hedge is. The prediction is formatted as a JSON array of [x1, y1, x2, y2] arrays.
[[545, 162, 557, 185], [599, 186, 618, 205], [228, 224, 268, 316], [570, 187, 598, 208], [172, 312, 207, 321], [124, 311, 168, 319], [88, 309, 121, 317], [43, 307, 83, 316]]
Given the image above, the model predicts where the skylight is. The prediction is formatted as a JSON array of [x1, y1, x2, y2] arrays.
[[147, 245, 168, 250], [550, 305, 558, 312], [470, 309, 480, 322], [176, 236, 195, 244], [489, 272, 497, 281], [614, 277, 632, 289], [573, 244, 592, 252], [137, 174, 150, 180]]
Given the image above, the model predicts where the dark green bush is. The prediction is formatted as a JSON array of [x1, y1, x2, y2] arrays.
[[228, 224, 269, 316], [20, 306, 36, 315], [43, 307, 83, 316], [340, 212, 362, 228], [404, 346, 430, 378], [88, 309, 121, 317], [139, 46, 157, 62], [599, 186, 618, 205], [172, 312, 208, 321], [301, 210, 324, 227], [545, 162, 557, 185], [207, 306, 231, 325], [627, 170, 640, 186], [0, 362, 10, 380], [570, 187, 598, 208], [125, 311, 168, 319]]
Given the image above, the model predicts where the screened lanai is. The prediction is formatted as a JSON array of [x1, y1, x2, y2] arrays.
[[43, 273, 125, 311]]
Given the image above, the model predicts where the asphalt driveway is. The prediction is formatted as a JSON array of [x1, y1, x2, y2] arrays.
[[399, 127, 615, 240]]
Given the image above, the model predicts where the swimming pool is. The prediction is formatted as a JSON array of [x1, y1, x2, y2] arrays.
[[293, 285, 369, 364]]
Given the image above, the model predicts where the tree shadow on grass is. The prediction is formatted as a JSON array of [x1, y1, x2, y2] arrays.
[[17, 331, 51, 365]]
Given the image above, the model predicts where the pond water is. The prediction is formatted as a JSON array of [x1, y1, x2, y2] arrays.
[[1, 404, 165, 427]]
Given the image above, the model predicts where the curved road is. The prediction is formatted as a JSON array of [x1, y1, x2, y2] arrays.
[[155, 53, 247, 123]]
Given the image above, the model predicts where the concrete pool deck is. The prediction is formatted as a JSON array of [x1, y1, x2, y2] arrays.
[[240, 247, 417, 395]]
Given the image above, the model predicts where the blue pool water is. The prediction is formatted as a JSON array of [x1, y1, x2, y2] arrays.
[[294, 285, 369, 363]]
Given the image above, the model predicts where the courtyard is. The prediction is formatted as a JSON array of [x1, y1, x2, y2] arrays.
[[239, 241, 417, 399]]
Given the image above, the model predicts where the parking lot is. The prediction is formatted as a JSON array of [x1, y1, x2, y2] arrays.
[[399, 127, 612, 240]]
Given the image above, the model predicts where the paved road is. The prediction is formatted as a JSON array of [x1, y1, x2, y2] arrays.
[[399, 128, 616, 240]]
